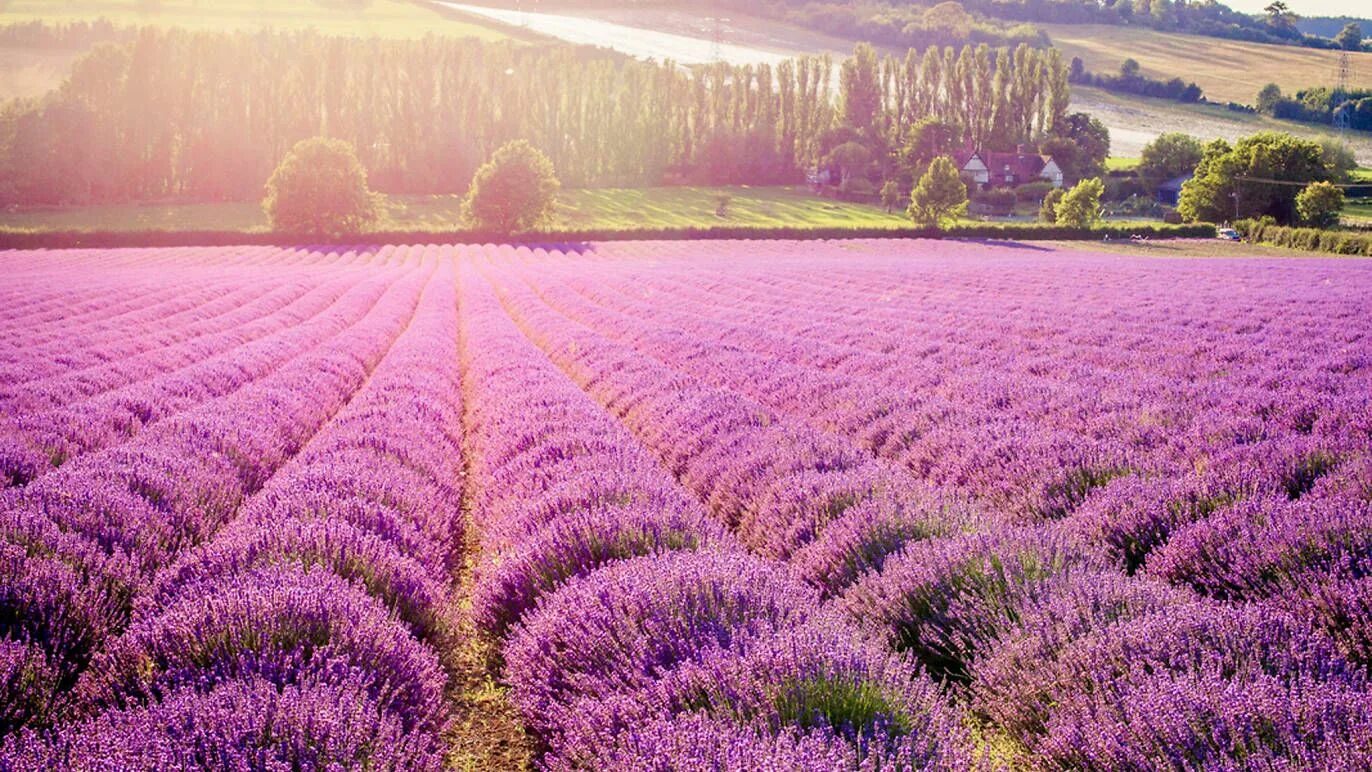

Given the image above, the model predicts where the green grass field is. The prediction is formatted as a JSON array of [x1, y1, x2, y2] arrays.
[[1344, 199, 1372, 226], [0, 0, 509, 39], [1044, 23, 1372, 106], [0, 186, 913, 234]]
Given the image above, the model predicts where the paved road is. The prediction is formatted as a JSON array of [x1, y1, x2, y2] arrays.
[[440, 3, 791, 66]]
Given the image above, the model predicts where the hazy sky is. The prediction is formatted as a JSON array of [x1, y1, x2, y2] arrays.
[[1222, 0, 1369, 17]]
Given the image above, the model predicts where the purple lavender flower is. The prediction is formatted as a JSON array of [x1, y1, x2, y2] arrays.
[[1, 676, 444, 770], [549, 620, 975, 770], [1149, 494, 1372, 601], [472, 503, 734, 641], [142, 517, 450, 642], [503, 550, 818, 740], [0, 640, 55, 736], [969, 569, 1193, 745], [77, 565, 449, 735], [1037, 602, 1370, 768], [840, 524, 1093, 683]]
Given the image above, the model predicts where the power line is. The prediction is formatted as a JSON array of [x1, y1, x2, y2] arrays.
[[1334, 51, 1351, 140], [1234, 176, 1365, 188]]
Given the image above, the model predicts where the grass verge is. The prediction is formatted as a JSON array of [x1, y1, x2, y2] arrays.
[[0, 223, 1217, 250], [0, 186, 912, 234]]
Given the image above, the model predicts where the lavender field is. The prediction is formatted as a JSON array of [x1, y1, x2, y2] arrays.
[[2, 240, 1371, 770]]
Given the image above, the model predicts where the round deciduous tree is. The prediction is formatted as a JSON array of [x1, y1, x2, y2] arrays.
[[908, 155, 968, 227], [262, 137, 380, 236], [1039, 188, 1065, 223], [1295, 181, 1343, 228], [463, 140, 560, 233], [1054, 178, 1105, 228], [1138, 132, 1203, 188]]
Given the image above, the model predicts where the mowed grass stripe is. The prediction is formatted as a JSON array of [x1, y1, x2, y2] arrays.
[[0, 186, 913, 234]]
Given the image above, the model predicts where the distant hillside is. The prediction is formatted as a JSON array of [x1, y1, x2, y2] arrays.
[[1297, 16, 1369, 40], [1043, 23, 1372, 106], [532, 0, 1341, 50]]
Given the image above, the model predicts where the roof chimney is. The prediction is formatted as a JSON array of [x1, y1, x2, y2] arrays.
[[1016, 143, 1031, 155]]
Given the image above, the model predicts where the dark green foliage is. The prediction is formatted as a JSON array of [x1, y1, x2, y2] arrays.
[[0, 28, 834, 204], [1138, 133, 1204, 188], [0, 26, 1073, 208], [1257, 84, 1372, 132], [1055, 178, 1105, 228], [908, 156, 968, 227], [1179, 132, 1332, 225], [0, 223, 1218, 251], [972, 188, 1017, 216], [1015, 181, 1055, 204], [1042, 113, 1110, 183], [462, 141, 560, 233], [879, 181, 905, 214], [900, 119, 960, 174], [732, 0, 1326, 49], [1334, 22, 1363, 51], [839, 43, 881, 135], [828, 142, 874, 189], [1039, 188, 1065, 223], [726, 0, 1047, 50], [262, 137, 379, 236], [1237, 219, 1372, 255], [1070, 57, 1203, 103], [1295, 181, 1344, 228]]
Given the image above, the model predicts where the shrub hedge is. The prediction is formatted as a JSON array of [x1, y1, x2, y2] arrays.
[[1236, 219, 1372, 256], [0, 223, 1216, 250]]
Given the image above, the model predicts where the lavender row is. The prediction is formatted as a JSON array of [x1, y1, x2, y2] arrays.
[[0, 273, 329, 414], [489, 242, 1372, 768], [483, 256, 971, 596], [0, 266, 428, 738], [0, 270, 316, 393], [0, 252, 253, 334], [518, 252, 1148, 521], [528, 245, 1369, 528], [0, 255, 289, 360], [505, 551, 974, 770], [0, 246, 400, 384], [0, 267, 410, 488], [455, 259, 975, 769], [963, 569, 1372, 768], [0, 277, 264, 378], [542, 261, 1369, 597], [2, 258, 465, 769], [518, 246, 1371, 599], [457, 264, 727, 641], [0, 244, 406, 355]]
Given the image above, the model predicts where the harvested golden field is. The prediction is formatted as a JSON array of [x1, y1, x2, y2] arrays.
[[1043, 23, 1372, 105]]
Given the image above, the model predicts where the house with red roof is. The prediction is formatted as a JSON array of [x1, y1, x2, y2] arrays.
[[954, 145, 1063, 190]]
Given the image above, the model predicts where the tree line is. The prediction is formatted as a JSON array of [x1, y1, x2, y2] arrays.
[[542, 0, 1353, 51], [1070, 57, 1203, 104], [1257, 83, 1372, 133], [0, 27, 1073, 206]]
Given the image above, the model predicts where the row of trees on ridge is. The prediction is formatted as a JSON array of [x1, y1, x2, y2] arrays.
[[0, 27, 1075, 207]]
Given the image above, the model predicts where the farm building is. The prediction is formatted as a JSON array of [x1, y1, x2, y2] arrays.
[[1157, 174, 1192, 206]]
